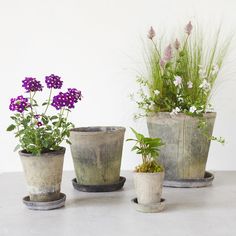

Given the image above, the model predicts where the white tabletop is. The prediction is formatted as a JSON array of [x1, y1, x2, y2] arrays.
[[0, 171, 235, 236]]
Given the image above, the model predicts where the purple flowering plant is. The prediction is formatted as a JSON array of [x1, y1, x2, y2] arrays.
[[7, 74, 82, 155]]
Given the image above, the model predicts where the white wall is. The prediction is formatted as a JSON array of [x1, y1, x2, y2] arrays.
[[0, 0, 236, 173]]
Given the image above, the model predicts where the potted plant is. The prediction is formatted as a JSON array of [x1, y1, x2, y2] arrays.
[[127, 128, 165, 213], [133, 21, 231, 187], [70, 126, 126, 192], [7, 75, 82, 209]]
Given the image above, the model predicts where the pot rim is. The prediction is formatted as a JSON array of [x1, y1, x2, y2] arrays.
[[147, 111, 216, 119], [133, 171, 164, 175], [70, 126, 126, 135], [19, 146, 66, 157]]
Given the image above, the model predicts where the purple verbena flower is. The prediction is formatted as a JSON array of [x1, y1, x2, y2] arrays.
[[185, 21, 193, 35], [9, 95, 30, 113], [45, 74, 63, 89], [22, 77, 43, 93], [34, 114, 41, 119], [163, 44, 173, 61], [147, 26, 156, 40], [51, 88, 82, 110], [37, 121, 43, 127]]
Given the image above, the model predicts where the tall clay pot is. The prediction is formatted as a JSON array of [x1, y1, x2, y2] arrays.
[[19, 147, 65, 202], [70, 126, 125, 185], [147, 112, 216, 180]]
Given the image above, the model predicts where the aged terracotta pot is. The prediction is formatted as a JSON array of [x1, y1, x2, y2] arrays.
[[19, 147, 65, 202], [147, 112, 216, 180], [70, 126, 125, 185]]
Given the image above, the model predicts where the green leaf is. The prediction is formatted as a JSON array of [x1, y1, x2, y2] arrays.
[[66, 139, 72, 145], [131, 146, 140, 151], [10, 116, 17, 121], [126, 138, 137, 142], [14, 144, 21, 152], [7, 124, 16, 131], [50, 116, 58, 120]]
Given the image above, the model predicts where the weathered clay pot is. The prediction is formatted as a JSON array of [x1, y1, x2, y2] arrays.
[[147, 112, 216, 180], [134, 172, 164, 205], [70, 126, 126, 185], [19, 147, 65, 202]]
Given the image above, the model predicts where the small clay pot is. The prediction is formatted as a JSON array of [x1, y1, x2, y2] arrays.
[[133, 171, 164, 205]]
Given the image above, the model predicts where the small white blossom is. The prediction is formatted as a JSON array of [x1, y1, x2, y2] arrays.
[[211, 64, 219, 75], [154, 90, 160, 96], [189, 106, 197, 113], [206, 103, 214, 112], [173, 76, 182, 87], [198, 66, 207, 79], [170, 107, 181, 116], [199, 79, 211, 92], [149, 100, 155, 106], [187, 81, 193, 88], [177, 95, 183, 102]]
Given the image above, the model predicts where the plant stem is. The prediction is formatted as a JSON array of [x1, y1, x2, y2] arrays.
[[151, 39, 161, 59], [43, 88, 52, 115], [29, 91, 35, 125]]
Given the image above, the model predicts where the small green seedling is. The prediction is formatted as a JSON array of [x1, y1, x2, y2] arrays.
[[126, 128, 164, 173]]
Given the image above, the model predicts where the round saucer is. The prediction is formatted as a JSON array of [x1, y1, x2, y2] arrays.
[[163, 171, 214, 188], [131, 198, 166, 213], [23, 193, 66, 210], [72, 176, 126, 192]]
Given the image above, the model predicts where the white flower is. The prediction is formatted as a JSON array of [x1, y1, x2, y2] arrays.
[[206, 103, 214, 112], [177, 95, 183, 102], [150, 101, 155, 106], [154, 90, 160, 96], [173, 76, 182, 87], [189, 106, 197, 113], [187, 81, 193, 88], [198, 66, 207, 79], [199, 79, 211, 92], [211, 64, 219, 75], [170, 107, 181, 116]]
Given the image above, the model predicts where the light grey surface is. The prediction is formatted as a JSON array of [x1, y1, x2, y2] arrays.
[[0, 171, 236, 236]]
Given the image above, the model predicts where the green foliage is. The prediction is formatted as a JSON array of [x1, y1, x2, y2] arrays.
[[126, 128, 164, 173], [135, 23, 231, 117], [7, 92, 74, 155], [198, 118, 225, 144]]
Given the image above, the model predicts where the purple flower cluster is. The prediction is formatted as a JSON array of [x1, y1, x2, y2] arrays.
[[51, 88, 82, 110], [22, 77, 43, 93], [9, 95, 29, 113], [45, 74, 63, 89]]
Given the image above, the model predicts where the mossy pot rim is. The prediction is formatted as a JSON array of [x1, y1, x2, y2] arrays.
[[19, 146, 66, 157], [133, 171, 164, 175], [70, 126, 126, 135]]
